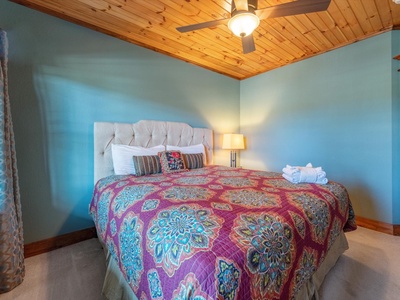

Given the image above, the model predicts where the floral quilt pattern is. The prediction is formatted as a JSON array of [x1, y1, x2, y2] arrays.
[[90, 166, 356, 300]]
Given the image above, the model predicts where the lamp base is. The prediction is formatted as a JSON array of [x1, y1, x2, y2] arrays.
[[230, 150, 237, 168]]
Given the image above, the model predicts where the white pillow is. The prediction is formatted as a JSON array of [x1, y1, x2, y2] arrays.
[[111, 144, 165, 175], [166, 144, 207, 165]]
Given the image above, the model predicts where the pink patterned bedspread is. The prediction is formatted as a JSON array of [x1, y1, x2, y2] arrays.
[[89, 166, 356, 300]]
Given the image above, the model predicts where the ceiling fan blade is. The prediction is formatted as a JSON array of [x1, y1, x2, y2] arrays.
[[242, 34, 256, 54], [233, 0, 249, 11], [256, 0, 331, 20], [177, 18, 228, 33]]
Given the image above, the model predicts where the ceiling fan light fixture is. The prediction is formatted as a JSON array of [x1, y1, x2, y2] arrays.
[[228, 12, 260, 37]]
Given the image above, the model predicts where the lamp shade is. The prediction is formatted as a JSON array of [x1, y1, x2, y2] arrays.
[[222, 134, 245, 150], [228, 12, 260, 37]]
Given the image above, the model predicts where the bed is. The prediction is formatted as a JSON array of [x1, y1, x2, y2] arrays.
[[90, 120, 357, 300]]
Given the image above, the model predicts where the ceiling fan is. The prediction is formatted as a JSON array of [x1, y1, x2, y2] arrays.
[[177, 0, 331, 54]]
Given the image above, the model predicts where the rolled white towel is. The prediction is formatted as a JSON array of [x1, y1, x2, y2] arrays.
[[282, 163, 328, 184], [282, 166, 299, 176], [282, 173, 297, 184], [282, 163, 313, 176]]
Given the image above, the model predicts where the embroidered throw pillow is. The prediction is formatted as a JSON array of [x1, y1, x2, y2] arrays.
[[158, 151, 187, 174], [183, 153, 204, 169], [132, 155, 162, 176]]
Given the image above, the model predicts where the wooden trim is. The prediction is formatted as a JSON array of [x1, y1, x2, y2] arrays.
[[394, 225, 400, 236], [24, 227, 97, 258], [356, 216, 399, 236]]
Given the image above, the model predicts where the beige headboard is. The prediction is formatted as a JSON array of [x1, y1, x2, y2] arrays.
[[94, 120, 213, 183]]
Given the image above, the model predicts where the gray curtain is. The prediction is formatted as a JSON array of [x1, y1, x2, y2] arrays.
[[0, 29, 25, 293]]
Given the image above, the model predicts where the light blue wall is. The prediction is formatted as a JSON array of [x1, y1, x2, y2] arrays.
[[240, 33, 394, 224], [2, 1, 240, 243]]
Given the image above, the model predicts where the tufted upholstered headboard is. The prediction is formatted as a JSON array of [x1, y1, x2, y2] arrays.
[[94, 120, 213, 183]]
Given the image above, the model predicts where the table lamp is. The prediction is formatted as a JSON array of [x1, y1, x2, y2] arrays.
[[222, 133, 245, 168]]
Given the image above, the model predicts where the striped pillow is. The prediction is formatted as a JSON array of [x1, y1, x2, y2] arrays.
[[132, 155, 162, 176], [183, 153, 204, 169]]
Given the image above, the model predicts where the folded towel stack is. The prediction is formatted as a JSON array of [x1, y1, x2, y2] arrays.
[[282, 163, 328, 184]]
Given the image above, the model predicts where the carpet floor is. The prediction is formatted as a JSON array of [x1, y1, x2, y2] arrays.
[[0, 226, 399, 300]]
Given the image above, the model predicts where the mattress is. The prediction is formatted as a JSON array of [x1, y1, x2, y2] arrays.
[[90, 165, 356, 299]]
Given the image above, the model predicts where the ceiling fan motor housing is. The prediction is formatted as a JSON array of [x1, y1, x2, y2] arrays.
[[231, 0, 258, 14]]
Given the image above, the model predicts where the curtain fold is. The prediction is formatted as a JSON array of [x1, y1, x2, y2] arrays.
[[0, 30, 25, 293]]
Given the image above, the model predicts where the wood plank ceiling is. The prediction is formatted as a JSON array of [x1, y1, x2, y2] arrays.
[[10, 0, 400, 80]]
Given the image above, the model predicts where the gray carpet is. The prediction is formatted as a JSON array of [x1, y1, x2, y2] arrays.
[[0, 226, 399, 300], [0, 238, 106, 300], [319, 227, 400, 300]]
